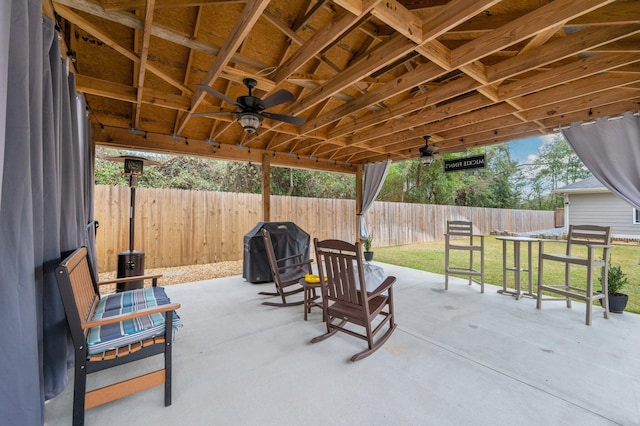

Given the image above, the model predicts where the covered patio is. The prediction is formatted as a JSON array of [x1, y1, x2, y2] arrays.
[[3, 1, 640, 423], [45, 263, 640, 425]]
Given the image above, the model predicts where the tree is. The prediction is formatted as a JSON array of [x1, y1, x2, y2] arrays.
[[218, 162, 263, 193], [528, 135, 590, 208], [484, 145, 521, 208], [94, 139, 583, 212]]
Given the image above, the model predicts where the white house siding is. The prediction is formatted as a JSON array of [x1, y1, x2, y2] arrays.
[[568, 192, 640, 238]]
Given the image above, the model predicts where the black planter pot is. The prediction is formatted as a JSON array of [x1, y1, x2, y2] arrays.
[[364, 251, 374, 262], [599, 292, 629, 313], [607, 293, 629, 313]]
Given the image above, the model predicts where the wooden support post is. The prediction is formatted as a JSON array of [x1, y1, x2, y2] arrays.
[[355, 164, 363, 242], [262, 153, 271, 222]]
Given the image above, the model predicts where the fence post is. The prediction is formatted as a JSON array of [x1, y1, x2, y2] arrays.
[[355, 165, 363, 241], [262, 153, 270, 222]]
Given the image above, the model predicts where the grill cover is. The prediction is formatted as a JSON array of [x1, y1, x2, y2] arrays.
[[243, 222, 311, 283]]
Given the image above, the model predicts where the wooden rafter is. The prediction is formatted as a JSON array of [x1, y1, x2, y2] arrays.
[[175, 0, 271, 134], [49, 0, 640, 171]]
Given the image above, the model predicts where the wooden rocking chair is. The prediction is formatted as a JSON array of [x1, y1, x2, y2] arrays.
[[312, 238, 397, 361], [259, 229, 314, 307]]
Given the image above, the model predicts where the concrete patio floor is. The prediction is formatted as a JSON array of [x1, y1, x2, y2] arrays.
[[45, 263, 640, 425]]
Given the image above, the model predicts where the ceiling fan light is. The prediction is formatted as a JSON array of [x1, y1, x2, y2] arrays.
[[238, 112, 262, 133], [420, 155, 434, 166], [419, 135, 434, 166]]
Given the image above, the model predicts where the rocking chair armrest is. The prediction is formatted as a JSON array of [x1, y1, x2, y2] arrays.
[[98, 274, 163, 287], [275, 253, 305, 265], [82, 302, 181, 329], [367, 276, 396, 299], [278, 258, 313, 272]]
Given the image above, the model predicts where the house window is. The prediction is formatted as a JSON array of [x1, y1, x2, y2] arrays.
[[634, 209, 640, 225]]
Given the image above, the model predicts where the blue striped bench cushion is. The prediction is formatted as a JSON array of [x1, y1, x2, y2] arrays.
[[87, 287, 181, 355]]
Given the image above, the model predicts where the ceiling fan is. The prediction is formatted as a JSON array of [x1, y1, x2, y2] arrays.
[[194, 78, 305, 133], [419, 135, 441, 166]]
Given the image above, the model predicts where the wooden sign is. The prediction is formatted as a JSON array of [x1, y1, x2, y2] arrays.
[[444, 154, 486, 172]]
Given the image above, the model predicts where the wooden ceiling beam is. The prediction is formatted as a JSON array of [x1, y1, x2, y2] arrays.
[[298, 0, 611, 140], [568, 2, 640, 27], [487, 24, 640, 82], [369, 0, 422, 44], [439, 122, 542, 146], [591, 38, 640, 53], [133, 0, 155, 129], [174, 5, 204, 135], [437, 114, 533, 142], [538, 99, 640, 129], [420, 0, 502, 41], [55, 0, 640, 166], [77, 74, 188, 108], [94, 124, 355, 173], [261, 9, 370, 99], [176, 0, 270, 134], [301, 61, 446, 133], [54, 0, 270, 71], [272, 1, 381, 83], [519, 73, 640, 110], [281, 1, 500, 120], [436, 130, 544, 153], [365, 102, 517, 151], [517, 23, 565, 57], [451, 0, 615, 68], [445, 2, 640, 36], [100, 0, 246, 10], [293, 0, 327, 32], [363, 82, 640, 154], [55, 3, 193, 94], [343, 76, 484, 144], [498, 52, 640, 100], [284, 33, 417, 114], [523, 88, 640, 122], [361, 20, 637, 145]]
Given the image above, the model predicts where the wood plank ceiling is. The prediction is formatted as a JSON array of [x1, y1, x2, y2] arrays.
[[50, 0, 640, 173]]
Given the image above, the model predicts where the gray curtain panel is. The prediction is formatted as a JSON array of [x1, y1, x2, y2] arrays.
[[0, 0, 9, 203], [562, 112, 640, 210], [1, 7, 95, 424], [1, 1, 46, 424], [358, 159, 391, 240]]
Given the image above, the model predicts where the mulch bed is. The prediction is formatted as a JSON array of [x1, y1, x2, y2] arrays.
[[98, 260, 244, 287]]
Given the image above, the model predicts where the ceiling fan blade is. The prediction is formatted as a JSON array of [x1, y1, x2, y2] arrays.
[[261, 111, 306, 126], [192, 111, 237, 118], [196, 84, 241, 108], [260, 89, 295, 110]]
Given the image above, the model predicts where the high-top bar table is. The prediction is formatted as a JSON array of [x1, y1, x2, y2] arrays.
[[496, 236, 538, 300]]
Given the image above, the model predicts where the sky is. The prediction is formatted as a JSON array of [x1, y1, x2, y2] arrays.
[[507, 134, 556, 165]]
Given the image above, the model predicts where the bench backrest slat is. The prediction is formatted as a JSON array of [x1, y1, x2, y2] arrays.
[[56, 247, 99, 341]]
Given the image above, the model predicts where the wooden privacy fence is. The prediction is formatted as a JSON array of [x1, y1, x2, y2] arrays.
[[95, 185, 555, 272]]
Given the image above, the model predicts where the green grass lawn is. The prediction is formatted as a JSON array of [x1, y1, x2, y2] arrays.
[[375, 236, 640, 314]]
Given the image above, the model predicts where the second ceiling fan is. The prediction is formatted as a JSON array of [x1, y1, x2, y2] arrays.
[[194, 78, 305, 133]]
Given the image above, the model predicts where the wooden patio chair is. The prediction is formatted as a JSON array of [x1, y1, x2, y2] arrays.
[[311, 238, 397, 361], [536, 225, 611, 325], [55, 247, 181, 426], [445, 220, 485, 293], [259, 228, 314, 307]]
